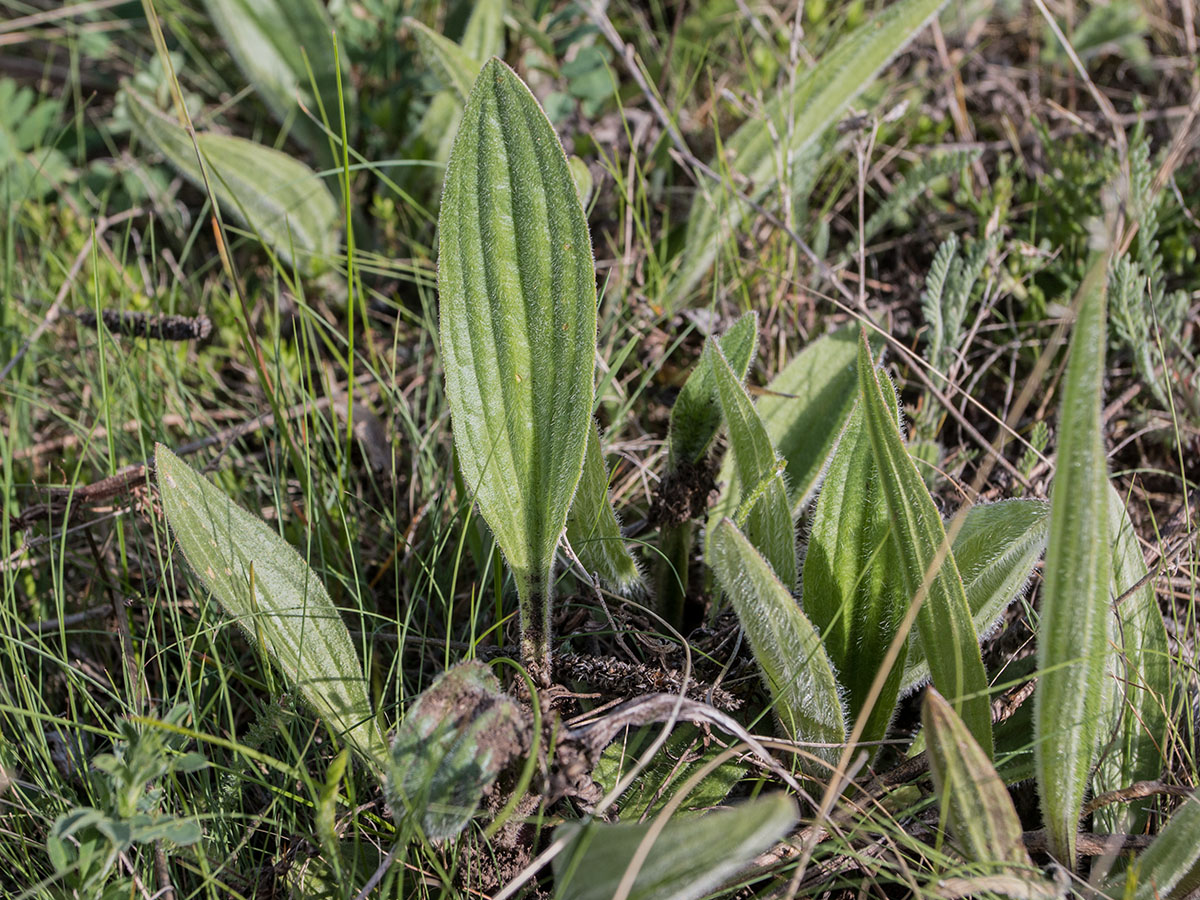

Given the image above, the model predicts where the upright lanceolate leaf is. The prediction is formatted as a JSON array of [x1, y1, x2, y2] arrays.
[[202, 0, 356, 166], [439, 60, 597, 679], [857, 333, 992, 756], [717, 324, 869, 519], [458, 0, 506, 62], [923, 689, 1032, 870], [1093, 486, 1170, 835], [1034, 255, 1113, 868], [410, 1, 507, 189], [124, 87, 340, 272], [902, 499, 1049, 695], [802, 402, 906, 750], [1103, 792, 1200, 900], [554, 794, 798, 900], [566, 421, 642, 593], [405, 18, 483, 103], [710, 518, 845, 768], [155, 445, 386, 770], [709, 340, 796, 590], [664, 0, 947, 309], [667, 312, 758, 469], [656, 313, 758, 624]]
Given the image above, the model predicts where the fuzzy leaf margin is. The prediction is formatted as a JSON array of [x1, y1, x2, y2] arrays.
[[438, 59, 598, 676], [155, 444, 386, 770]]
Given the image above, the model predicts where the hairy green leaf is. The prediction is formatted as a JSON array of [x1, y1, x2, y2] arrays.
[[857, 333, 992, 756], [202, 0, 355, 166], [554, 793, 797, 900], [1034, 255, 1113, 867], [124, 87, 339, 272], [668, 312, 758, 469], [710, 518, 845, 767], [406, 17, 483, 104], [923, 688, 1032, 869], [386, 662, 524, 840], [410, 1, 507, 188], [155, 444, 386, 769], [903, 499, 1050, 695], [803, 402, 906, 749], [1093, 486, 1170, 835], [1103, 792, 1200, 900], [664, 0, 947, 309], [459, 0, 506, 62], [657, 313, 759, 623], [566, 421, 642, 593], [718, 324, 868, 519], [709, 339, 796, 589], [439, 60, 597, 678]]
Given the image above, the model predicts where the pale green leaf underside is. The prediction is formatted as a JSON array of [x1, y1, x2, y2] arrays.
[[202, 0, 354, 165], [902, 498, 1049, 695], [124, 87, 340, 271], [1034, 255, 1112, 867], [566, 421, 642, 592], [665, 0, 947, 309], [709, 339, 796, 590], [857, 334, 992, 757], [923, 688, 1032, 869], [1093, 485, 1170, 834], [439, 58, 597, 585], [155, 444, 386, 769], [554, 793, 798, 900], [710, 518, 845, 768]]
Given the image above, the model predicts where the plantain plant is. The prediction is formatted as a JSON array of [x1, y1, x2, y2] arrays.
[[437, 58, 599, 683], [150, 17, 1193, 899]]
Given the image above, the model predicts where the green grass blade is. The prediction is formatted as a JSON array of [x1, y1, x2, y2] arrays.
[[857, 332, 992, 756], [717, 324, 869, 518], [202, 0, 355, 166], [664, 0, 947, 309], [438, 59, 597, 680], [668, 312, 758, 469], [553, 793, 797, 900], [566, 421, 643, 593], [405, 17, 484, 104], [902, 499, 1049, 695], [710, 518, 845, 767], [124, 86, 340, 272], [923, 688, 1032, 869], [1033, 255, 1113, 867], [709, 339, 796, 590], [802, 402, 906, 749], [155, 445, 387, 771], [1103, 792, 1200, 900], [1093, 485, 1171, 835]]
